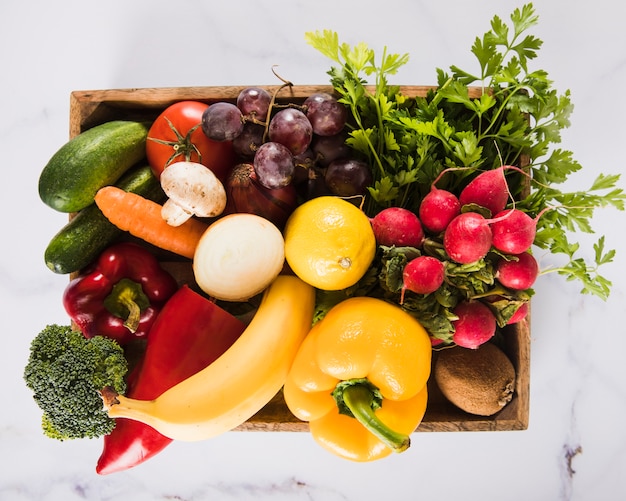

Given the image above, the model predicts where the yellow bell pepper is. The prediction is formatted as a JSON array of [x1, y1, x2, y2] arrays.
[[283, 296, 432, 462]]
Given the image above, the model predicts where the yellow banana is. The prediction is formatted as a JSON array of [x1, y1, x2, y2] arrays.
[[102, 274, 315, 441]]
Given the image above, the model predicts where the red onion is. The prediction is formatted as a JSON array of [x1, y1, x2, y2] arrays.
[[225, 163, 297, 229]]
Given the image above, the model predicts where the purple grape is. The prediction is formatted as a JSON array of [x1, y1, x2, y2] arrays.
[[232, 123, 265, 158], [304, 172, 332, 200], [293, 148, 316, 170], [324, 158, 373, 197], [253, 141, 295, 189], [292, 163, 310, 186], [293, 165, 332, 201], [237, 87, 272, 120], [312, 133, 351, 166], [201, 102, 244, 142], [268, 108, 313, 156], [303, 93, 348, 136]]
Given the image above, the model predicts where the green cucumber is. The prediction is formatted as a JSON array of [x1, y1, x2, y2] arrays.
[[45, 165, 166, 274], [39, 120, 150, 212]]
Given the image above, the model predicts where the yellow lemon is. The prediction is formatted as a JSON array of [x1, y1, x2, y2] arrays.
[[284, 196, 376, 290]]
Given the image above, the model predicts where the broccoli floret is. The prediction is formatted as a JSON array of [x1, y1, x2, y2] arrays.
[[23, 324, 128, 441]]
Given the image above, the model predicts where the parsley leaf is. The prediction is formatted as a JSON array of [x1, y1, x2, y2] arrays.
[[305, 2, 624, 302]]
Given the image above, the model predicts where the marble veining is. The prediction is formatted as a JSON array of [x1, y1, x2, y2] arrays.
[[2, 0, 626, 499]]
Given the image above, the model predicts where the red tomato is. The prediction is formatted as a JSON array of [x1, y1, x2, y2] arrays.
[[146, 101, 236, 181]]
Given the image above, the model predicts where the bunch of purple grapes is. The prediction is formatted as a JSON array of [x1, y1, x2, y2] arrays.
[[200, 87, 372, 198]]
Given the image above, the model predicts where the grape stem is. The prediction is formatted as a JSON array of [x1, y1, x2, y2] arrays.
[[260, 67, 296, 143]]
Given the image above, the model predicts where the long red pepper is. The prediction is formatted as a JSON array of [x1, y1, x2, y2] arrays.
[[96, 285, 247, 474]]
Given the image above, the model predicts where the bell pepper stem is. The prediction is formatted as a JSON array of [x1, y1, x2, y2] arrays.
[[117, 292, 141, 333], [340, 382, 411, 453], [104, 278, 149, 334]]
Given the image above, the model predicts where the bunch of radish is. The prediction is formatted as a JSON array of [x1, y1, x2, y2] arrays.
[[369, 166, 540, 349]]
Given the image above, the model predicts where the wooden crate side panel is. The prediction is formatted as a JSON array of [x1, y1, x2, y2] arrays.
[[69, 85, 485, 136]]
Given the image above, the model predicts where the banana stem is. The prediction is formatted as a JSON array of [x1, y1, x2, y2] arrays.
[[100, 387, 157, 422]]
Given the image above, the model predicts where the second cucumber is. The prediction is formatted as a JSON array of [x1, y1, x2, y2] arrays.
[[44, 165, 166, 275], [39, 120, 150, 212]]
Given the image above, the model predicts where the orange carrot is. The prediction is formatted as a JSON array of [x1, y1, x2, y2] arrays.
[[95, 186, 209, 259]]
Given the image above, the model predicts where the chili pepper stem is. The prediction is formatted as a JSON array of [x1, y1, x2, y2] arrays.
[[341, 383, 411, 453]]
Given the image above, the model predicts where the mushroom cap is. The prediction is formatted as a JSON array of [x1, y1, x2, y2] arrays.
[[160, 161, 227, 221]]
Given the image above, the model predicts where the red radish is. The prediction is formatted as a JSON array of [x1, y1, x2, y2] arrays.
[[370, 207, 424, 247], [459, 166, 511, 215], [443, 212, 493, 264], [490, 209, 536, 254], [430, 336, 445, 347], [452, 300, 497, 349], [400, 255, 445, 302], [507, 302, 529, 325], [496, 252, 539, 290], [483, 294, 530, 325], [419, 187, 461, 233]]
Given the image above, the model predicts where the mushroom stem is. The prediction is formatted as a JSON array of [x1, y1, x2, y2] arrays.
[[161, 198, 193, 227]]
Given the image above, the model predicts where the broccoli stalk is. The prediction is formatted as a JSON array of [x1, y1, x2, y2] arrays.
[[23, 324, 128, 440]]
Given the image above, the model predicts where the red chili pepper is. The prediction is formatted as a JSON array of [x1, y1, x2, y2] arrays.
[[62, 242, 179, 345], [96, 284, 247, 475]]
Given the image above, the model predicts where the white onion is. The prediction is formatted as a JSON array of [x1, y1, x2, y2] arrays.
[[193, 213, 285, 301]]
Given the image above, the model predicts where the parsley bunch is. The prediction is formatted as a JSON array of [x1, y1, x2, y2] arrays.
[[306, 3, 624, 300]]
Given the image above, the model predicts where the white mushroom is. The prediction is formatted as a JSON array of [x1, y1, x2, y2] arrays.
[[160, 161, 227, 226]]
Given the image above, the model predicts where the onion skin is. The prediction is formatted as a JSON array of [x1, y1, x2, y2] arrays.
[[225, 163, 297, 229]]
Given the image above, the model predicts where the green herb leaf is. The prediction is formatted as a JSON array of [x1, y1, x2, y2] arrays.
[[305, 2, 623, 308]]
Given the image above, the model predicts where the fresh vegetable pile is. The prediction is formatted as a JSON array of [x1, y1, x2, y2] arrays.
[[25, 3, 624, 470]]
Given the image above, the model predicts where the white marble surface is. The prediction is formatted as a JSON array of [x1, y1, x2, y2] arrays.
[[2, 0, 626, 499]]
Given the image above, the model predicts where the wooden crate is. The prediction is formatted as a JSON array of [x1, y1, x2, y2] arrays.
[[69, 85, 531, 433]]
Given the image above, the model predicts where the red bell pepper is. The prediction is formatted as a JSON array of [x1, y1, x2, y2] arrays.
[[63, 242, 179, 345], [96, 284, 247, 475]]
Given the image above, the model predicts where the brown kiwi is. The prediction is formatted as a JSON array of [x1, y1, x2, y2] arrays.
[[434, 342, 516, 416]]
